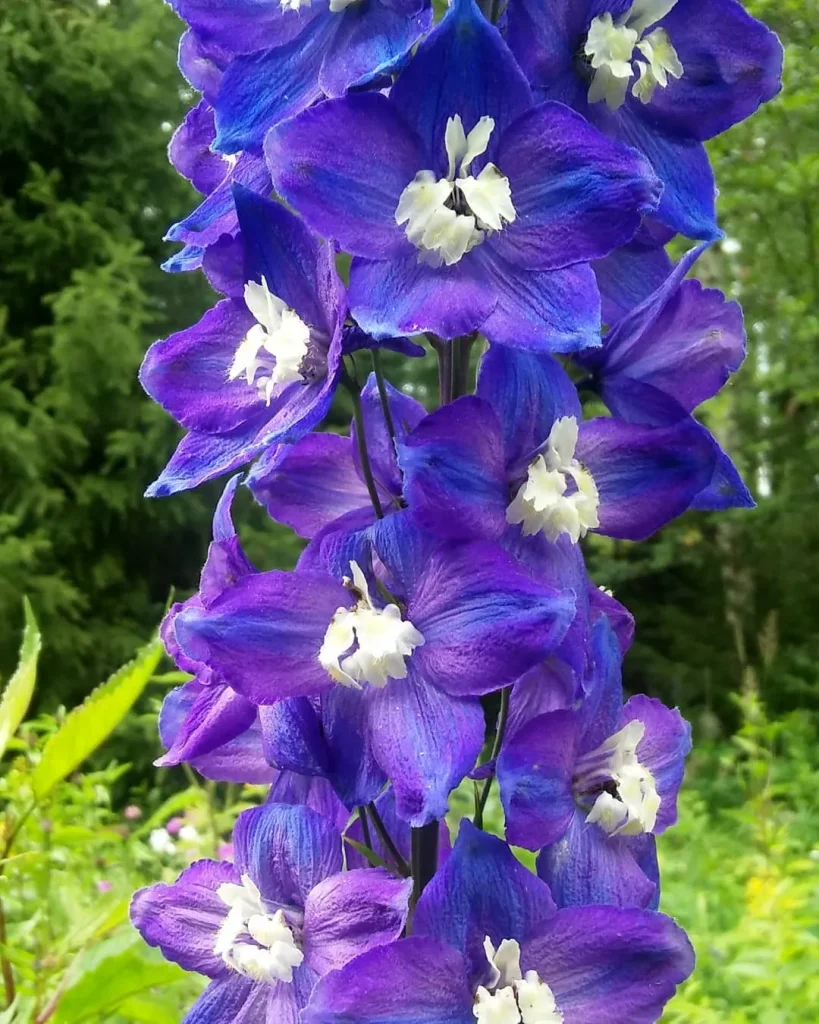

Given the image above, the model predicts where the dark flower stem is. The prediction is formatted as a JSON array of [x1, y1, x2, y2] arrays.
[[342, 368, 384, 519], [410, 821, 440, 907], [452, 333, 477, 399], [370, 349, 397, 443], [368, 803, 411, 877], [474, 686, 511, 829], [428, 335, 454, 405]]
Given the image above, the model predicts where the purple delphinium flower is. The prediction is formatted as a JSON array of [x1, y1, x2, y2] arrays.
[[248, 372, 425, 539], [398, 343, 719, 552], [141, 185, 346, 495], [131, 802, 411, 1023], [172, 513, 575, 824], [302, 819, 694, 1023], [168, 0, 432, 153], [157, 476, 267, 779], [266, 0, 662, 348], [497, 616, 691, 909], [504, 0, 783, 240], [162, 99, 271, 275], [575, 242, 754, 511]]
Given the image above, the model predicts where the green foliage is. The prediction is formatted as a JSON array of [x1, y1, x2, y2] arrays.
[[30, 636, 162, 801], [661, 698, 819, 1022], [0, 602, 40, 760]]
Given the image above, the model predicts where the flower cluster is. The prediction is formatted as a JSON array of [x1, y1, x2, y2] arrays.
[[131, 0, 781, 1020]]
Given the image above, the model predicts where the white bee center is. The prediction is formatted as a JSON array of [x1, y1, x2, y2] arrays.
[[473, 937, 563, 1024], [214, 874, 304, 984], [506, 417, 600, 544], [229, 277, 311, 404], [584, 0, 683, 110], [575, 720, 661, 836], [395, 114, 516, 267], [319, 561, 425, 689]]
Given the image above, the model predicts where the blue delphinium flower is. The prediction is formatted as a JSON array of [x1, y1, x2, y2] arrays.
[[172, 513, 575, 824], [131, 802, 411, 1022], [167, 0, 432, 153], [266, 0, 661, 347], [248, 372, 425, 538], [498, 615, 691, 909], [302, 820, 694, 1023], [132, 0, 780, 1014], [141, 185, 346, 495], [576, 242, 755, 511], [398, 344, 720, 549], [504, 0, 783, 240]]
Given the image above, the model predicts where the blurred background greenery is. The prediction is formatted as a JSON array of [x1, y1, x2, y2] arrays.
[[0, 0, 817, 1019]]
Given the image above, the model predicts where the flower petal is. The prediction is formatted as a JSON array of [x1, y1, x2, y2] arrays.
[[302, 937, 474, 1024], [620, 694, 691, 833], [174, 570, 350, 703], [266, 93, 423, 260], [367, 666, 485, 826], [498, 709, 580, 851], [414, 821, 557, 986], [389, 0, 532, 176], [320, 0, 432, 97], [234, 803, 342, 908], [398, 397, 509, 542], [130, 859, 239, 977], [492, 102, 661, 271], [348, 251, 496, 341], [522, 906, 694, 1024], [477, 345, 581, 474], [304, 869, 412, 974], [576, 416, 717, 541], [477, 256, 602, 355], [214, 18, 333, 153], [410, 541, 575, 697], [248, 434, 371, 540], [536, 812, 659, 910]]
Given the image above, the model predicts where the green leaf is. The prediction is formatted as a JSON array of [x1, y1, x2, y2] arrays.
[[117, 995, 189, 1024], [31, 636, 163, 801], [53, 948, 189, 1024], [0, 598, 41, 759], [343, 835, 391, 871]]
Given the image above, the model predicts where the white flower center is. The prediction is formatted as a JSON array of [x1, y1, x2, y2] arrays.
[[318, 562, 425, 689], [395, 114, 516, 267], [575, 720, 661, 836], [506, 417, 599, 544], [584, 0, 683, 110], [280, 0, 360, 10], [473, 938, 563, 1024], [229, 277, 311, 404], [214, 874, 304, 984]]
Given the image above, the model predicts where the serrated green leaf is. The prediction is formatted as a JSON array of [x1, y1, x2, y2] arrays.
[[53, 948, 189, 1024], [0, 598, 41, 759], [31, 636, 163, 801]]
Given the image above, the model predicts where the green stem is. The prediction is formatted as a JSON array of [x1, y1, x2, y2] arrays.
[[0, 896, 14, 1007], [474, 687, 511, 829], [371, 350, 397, 443], [343, 370, 384, 519], [357, 807, 375, 867], [368, 804, 411, 877]]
